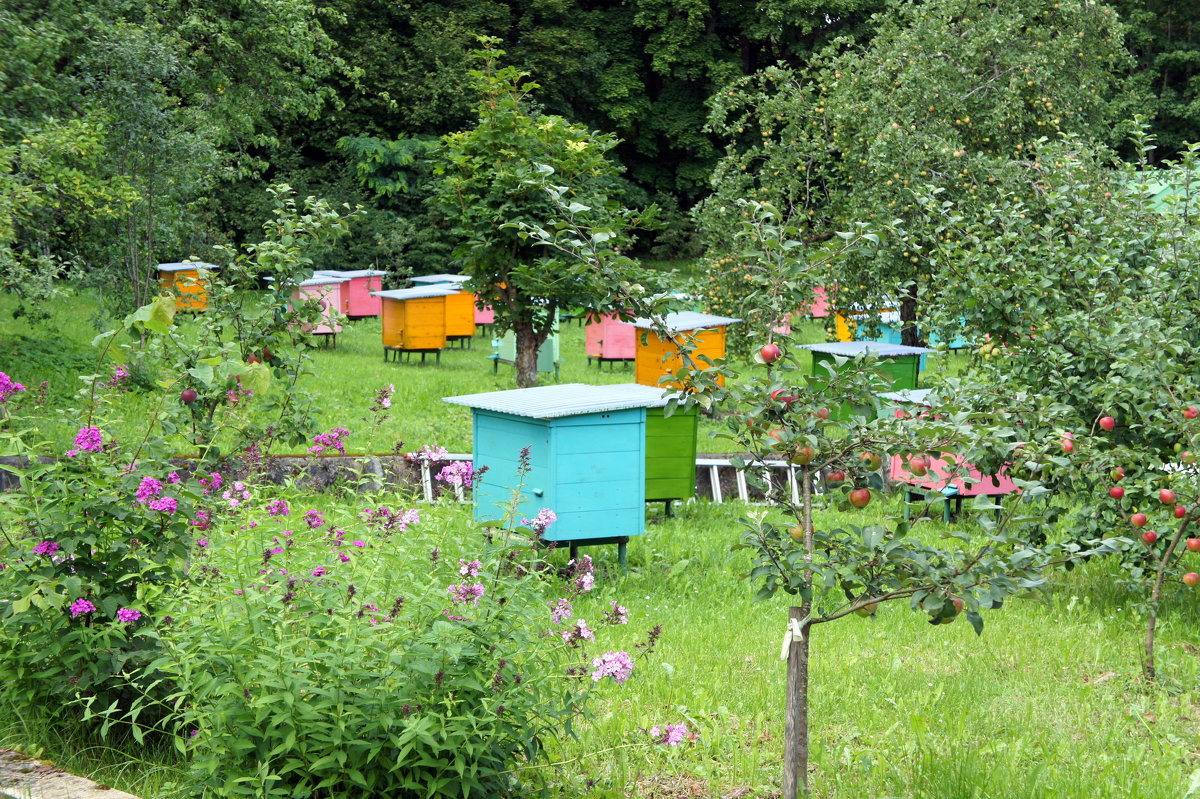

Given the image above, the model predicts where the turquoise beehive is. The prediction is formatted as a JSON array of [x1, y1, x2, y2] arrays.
[[443, 384, 663, 566]]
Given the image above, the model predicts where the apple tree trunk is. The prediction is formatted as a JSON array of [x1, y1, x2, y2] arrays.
[[899, 283, 921, 348], [783, 604, 811, 798], [513, 320, 548, 389]]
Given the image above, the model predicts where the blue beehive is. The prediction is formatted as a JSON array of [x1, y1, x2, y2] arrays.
[[443, 384, 664, 566]]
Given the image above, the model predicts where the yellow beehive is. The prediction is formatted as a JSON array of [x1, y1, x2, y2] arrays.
[[631, 312, 740, 389], [158, 262, 219, 312], [375, 286, 457, 353]]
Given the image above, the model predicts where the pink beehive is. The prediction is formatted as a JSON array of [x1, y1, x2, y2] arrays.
[[292, 277, 346, 344], [805, 285, 831, 318], [313, 270, 386, 317], [585, 313, 636, 363], [474, 297, 494, 325]]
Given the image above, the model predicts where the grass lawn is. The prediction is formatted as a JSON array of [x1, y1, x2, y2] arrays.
[[1, 486, 1197, 798]]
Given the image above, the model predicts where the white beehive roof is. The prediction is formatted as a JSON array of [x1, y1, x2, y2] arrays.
[[629, 311, 741, 333], [444, 383, 670, 419], [373, 286, 458, 300]]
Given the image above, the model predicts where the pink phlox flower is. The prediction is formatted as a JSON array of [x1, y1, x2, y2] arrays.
[[311, 566, 327, 577], [266, 499, 290, 517], [167, 471, 181, 484], [650, 723, 689, 746], [458, 559, 482, 577], [568, 555, 595, 593], [0, 372, 26, 403], [338, 552, 351, 563], [442, 610, 471, 622], [198, 472, 223, 495], [269, 546, 284, 555], [351, 540, 366, 548], [447, 583, 485, 606], [191, 510, 212, 531], [436, 460, 476, 487], [550, 598, 573, 624], [302, 509, 325, 529], [116, 607, 142, 623], [590, 650, 634, 684], [603, 601, 629, 625], [412, 444, 449, 462], [147, 496, 178, 514], [107, 364, 130, 388], [33, 541, 60, 556], [67, 426, 103, 457], [522, 508, 557, 534], [561, 618, 594, 644], [309, 427, 349, 456], [69, 598, 96, 618], [195, 539, 209, 548]]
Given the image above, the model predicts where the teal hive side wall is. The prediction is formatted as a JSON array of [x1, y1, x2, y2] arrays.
[[470, 407, 646, 541]]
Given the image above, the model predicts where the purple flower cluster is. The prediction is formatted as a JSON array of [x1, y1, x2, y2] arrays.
[[33, 540, 60, 556], [198, 472, 223, 495], [568, 554, 595, 594], [66, 426, 103, 457], [435, 460, 476, 487], [266, 499, 290, 517], [358, 506, 419, 534], [309, 427, 349, 456], [590, 650, 634, 684], [107, 364, 130, 389], [222, 481, 252, 509], [447, 583, 485, 606], [650, 723, 689, 746], [302, 509, 326, 529], [134, 476, 177, 514], [69, 598, 96, 618], [116, 607, 142, 623], [603, 601, 629, 625], [458, 559, 482, 577], [550, 598, 573, 624], [0, 372, 26, 403], [561, 618, 595, 645], [522, 508, 557, 534], [412, 444, 449, 462]]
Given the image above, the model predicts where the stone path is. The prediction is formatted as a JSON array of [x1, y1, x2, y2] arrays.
[[0, 749, 138, 799]]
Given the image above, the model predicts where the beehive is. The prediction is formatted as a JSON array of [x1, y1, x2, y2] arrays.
[[630, 312, 741, 389], [373, 286, 457, 356], [158, 262, 219, 312], [292, 276, 347, 342], [313, 269, 387, 317], [802, 341, 933, 392], [495, 312, 560, 375], [585, 313, 636, 364], [606, 383, 698, 507], [411, 275, 475, 341], [444, 384, 667, 562]]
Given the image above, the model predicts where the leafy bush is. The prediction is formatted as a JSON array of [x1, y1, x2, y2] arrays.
[[121, 476, 644, 797]]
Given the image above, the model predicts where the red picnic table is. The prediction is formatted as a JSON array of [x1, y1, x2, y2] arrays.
[[890, 453, 1018, 522]]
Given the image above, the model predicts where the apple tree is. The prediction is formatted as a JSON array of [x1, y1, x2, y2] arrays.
[[430, 38, 657, 388], [694, 0, 1134, 345]]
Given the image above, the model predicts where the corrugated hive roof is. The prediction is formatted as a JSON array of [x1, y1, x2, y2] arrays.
[[629, 311, 741, 333], [373, 286, 458, 300], [877, 388, 934, 404], [802, 341, 932, 356], [443, 383, 670, 418], [411, 273, 470, 285], [158, 261, 219, 272], [314, 269, 387, 278]]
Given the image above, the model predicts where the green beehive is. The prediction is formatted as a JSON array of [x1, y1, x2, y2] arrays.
[[801, 341, 933, 419], [608, 384, 699, 511]]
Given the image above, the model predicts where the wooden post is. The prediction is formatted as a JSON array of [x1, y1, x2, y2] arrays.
[[783, 606, 810, 798]]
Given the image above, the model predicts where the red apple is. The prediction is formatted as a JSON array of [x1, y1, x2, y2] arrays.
[[951, 596, 965, 614], [1184, 451, 1198, 465], [1131, 513, 1148, 528], [859, 452, 882, 471], [261, 347, 273, 361], [1186, 538, 1200, 552], [826, 469, 846, 484], [1109, 486, 1125, 500], [790, 446, 815, 466], [849, 488, 872, 508], [1160, 489, 1177, 505], [1186, 406, 1199, 420], [815, 407, 831, 421], [247, 354, 261, 364], [1099, 416, 1116, 431], [760, 343, 783, 364], [1111, 467, 1126, 482], [1183, 572, 1200, 588], [1061, 437, 1074, 454], [180, 388, 198, 405], [770, 388, 794, 405], [1175, 505, 1188, 519], [908, 455, 929, 477], [1142, 530, 1158, 544]]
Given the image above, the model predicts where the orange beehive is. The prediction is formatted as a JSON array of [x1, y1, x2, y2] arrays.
[[374, 286, 457, 359], [410, 274, 476, 340], [630, 312, 740, 389], [158, 262, 219, 312]]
